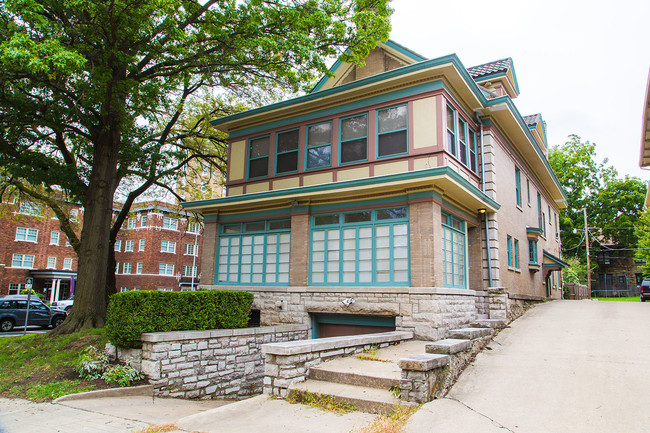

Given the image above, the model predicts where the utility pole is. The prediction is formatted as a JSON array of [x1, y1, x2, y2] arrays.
[[584, 208, 591, 298]]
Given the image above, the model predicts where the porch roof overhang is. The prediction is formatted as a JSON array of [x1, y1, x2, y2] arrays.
[[639, 68, 650, 168], [182, 167, 500, 217], [543, 250, 569, 274], [29, 270, 77, 279]]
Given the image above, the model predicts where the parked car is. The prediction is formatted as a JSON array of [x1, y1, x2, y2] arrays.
[[0, 295, 67, 332], [641, 279, 650, 302], [51, 294, 74, 312]]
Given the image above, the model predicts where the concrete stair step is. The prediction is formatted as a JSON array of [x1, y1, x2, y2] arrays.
[[471, 319, 507, 329], [309, 365, 399, 390], [425, 338, 472, 355], [475, 313, 490, 320], [448, 327, 492, 340], [289, 379, 406, 414]]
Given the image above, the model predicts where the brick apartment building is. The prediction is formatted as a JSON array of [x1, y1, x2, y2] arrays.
[[0, 197, 203, 301]]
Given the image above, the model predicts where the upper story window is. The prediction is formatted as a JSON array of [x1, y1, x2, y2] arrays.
[[340, 113, 368, 164], [19, 201, 41, 216], [127, 218, 136, 229], [141, 215, 147, 227], [12, 254, 35, 268], [468, 129, 477, 173], [139, 239, 145, 251], [529, 239, 538, 265], [187, 222, 201, 234], [16, 227, 38, 242], [248, 135, 270, 178], [526, 179, 531, 205], [515, 167, 522, 207], [306, 122, 332, 170], [458, 118, 468, 166], [114, 240, 121, 251], [125, 240, 134, 252], [377, 105, 407, 158], [161, 240, 176, 253], [63, 258, 73, 270], [50, 231, 60, 245], [446, 105, 457, 157], [163, 216, 178, 230], [275, 129, 299, 174], [70, 209, 79, 222]]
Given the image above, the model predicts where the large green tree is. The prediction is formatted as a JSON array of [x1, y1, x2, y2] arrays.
[[0, 0, 392, 332]]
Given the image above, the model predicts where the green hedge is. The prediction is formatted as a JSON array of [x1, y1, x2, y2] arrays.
[[106, 290, 254, 348]]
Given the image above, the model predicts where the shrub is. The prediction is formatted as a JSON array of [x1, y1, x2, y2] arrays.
[[103, 364, 145, 387], [74, 346, 108, 380], [106, 290, 254, 348]]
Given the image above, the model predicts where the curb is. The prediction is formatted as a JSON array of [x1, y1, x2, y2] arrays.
[[53, 384, 153, 403]]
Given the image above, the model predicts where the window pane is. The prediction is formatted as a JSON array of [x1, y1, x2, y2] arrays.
[[307, 146, 331, 169], [376, 207, 407, 219], [245, 222, 266, 232], [446, 106, 455, 131], [344, 212, 371, 223], [314, 215, 339, 225], [378, 106, 407, 133], [223, 224, 241, 233], [276, 151, 298, 173], [249, 157, 268, 178], [340, 138, 367, 163], [277, 130, 299, 153], [378, 130, 407, 157], [249, 136, 269, 158], [341, 115, 367, 141], [308, 122, 331, 147], [269, 219, 291, 230]]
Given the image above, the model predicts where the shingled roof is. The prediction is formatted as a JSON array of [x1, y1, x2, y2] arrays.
[[523, 114, 542, 127], [467, 58, 513, 79]]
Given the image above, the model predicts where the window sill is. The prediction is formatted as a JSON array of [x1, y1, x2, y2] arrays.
[[508, 266, 521, 273], [516, 205, 523, 212], [528, 263, 540, 272]]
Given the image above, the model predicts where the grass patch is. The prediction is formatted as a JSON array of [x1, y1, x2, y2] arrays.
[[287, 390, 357, 414], [357, 348, 391, 363], [356, 404, 419, 433], [0, 328, 109, 401], [132, 423, 178, 433], [593, 296, 640, 302]]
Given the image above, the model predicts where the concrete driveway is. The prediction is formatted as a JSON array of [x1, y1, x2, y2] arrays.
[[405, 300, 650, 433]]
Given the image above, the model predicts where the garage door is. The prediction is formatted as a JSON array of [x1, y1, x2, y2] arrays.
[[311, 313, 395, 339]]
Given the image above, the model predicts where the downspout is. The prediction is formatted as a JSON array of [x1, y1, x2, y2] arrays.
[[477, 115, 494, 288]]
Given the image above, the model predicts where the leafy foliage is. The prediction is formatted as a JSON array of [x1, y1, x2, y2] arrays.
[[106, 290, 254, 348], [102, 364, 145, 387], [74, 345, 109, 381]]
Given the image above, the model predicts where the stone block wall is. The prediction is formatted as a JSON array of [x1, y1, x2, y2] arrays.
[[263, 331, 413, 397], [139, 324, 308, 399]]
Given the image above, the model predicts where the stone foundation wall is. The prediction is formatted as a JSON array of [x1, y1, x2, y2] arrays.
[[507, 293, 543, 321], [139, 325, 308, 399], [474, 290, 489, 317], [203, 286, 482, 341]]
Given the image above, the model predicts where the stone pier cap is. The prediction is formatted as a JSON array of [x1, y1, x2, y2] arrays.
[[262, 331, 413, 356]]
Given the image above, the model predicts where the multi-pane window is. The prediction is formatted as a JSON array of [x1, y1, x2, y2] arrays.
[[217, 219, 291, 285], [555, 213, 559, 238], [116, 263, 120, 273], [537, 192, 543, 231], [442, 212, 466, 289], [446, 105, 457, 157], [187, 222, 201, 234], [248, 135, 270, 178], [185, 243, 198, 256], [340, 114, 368, 164], [15, 227, 38, 242], [306, 122, 332, 169], [47, 257, 57, 269], [63, 258, 73, 270], [159, 263, 174, 275], [123, 263, 132, 274], [310, 208, 409, 286], [458, 118, 468, 165], [50, 231, 60, 245], [8, 283, 23, 295], [136, 262, 143, 274], [468, 129, 477, 173], [12, 254, 35, 268], [529, 240, 538, 264], [275, 129, 299, 174], [515, 167, 522, 207], [127, 218, 136, 229], [65, 237, 71, 247], [377, 105, 407, 157], [114, 240, 121, 251], [161, 240, 176, 253], [514, 239, 520, 269], [163, 217, 178, 230], [125, 240, 134, 252], [141, 215, 147, 227], [19, 201, 40, 216], [183, 265, 197, 277], [139, 239, 145, 251], [507, 235, 513, 267], [120, 287, 129, 293], [70, 209, 79, 222]]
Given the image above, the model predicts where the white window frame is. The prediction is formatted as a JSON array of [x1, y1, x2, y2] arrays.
[[159, 263, 174, 276], [139, 239, 145, 251], [161, 240, 176, 253], [19, 201, 41, 216], [114, 240, 122, 251], [47, 257, 57, 269], [163, 217, 178, 230], [187, 222, 201, 234], [123, 262, 132, 274], [50, 231, 60, 245], [136, 262, 143, 274], [15, 227, 39, 242], [63, 258, 73, 270], [183, 265, 197, 277], [125, 240, 134, 252], [141, 215, 147, 227], [184, 243, 198, 256], [12, 254, 35, 268]]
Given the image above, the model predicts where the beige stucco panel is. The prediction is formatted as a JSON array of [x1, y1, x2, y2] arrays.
[[338, 167, 370, 181], [273, 177, 301, 190], [247, 181, 270, 193], [413, 156, 439, 171], [229, 140, 246, 181], [303, 172, 333, 186], [227, 185, 244, 196], [413, 97, 438, 149], [375, 160, 409, 176]]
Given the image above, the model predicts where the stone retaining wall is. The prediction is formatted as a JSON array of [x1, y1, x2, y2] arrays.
[[139, 324, 308, 399], [262, 331, 413, 397]]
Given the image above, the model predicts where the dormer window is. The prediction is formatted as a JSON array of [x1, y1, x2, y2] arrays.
[[340, 113, 368, 164]]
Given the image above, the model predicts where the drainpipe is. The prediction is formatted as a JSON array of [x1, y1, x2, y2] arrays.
[[477, 114, 494, 288]]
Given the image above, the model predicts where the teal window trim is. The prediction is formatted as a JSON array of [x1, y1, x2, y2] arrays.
[[305, 120, 333, 170], [458, 118, 468, 166], [528, 239, 538, 265], [274, 128, 300, 175], [308, 207, 410, 286], [507, 235, 513, 267], [537, 192, 542, 230], [469, 129, 478, 174], [442, 212, 467, 289], [376, 104, 408, 159], [339, 112, 368, 165], [446, 105, 457, 157], [247, 134, 270, 180], [215, 219, 291, 286], [515, 167, 522, 207], [514, 238, 520, 269]]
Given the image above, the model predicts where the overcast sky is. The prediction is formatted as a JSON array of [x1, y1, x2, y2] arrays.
[[389, 0, 650, 180]]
